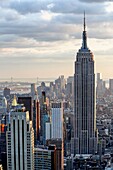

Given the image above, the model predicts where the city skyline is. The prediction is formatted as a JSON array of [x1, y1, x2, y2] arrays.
[[0, 0, 113, 79]]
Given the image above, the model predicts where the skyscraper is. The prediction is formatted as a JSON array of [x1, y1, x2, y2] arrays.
[[33, 95, 40, 145], [51, 102, 63, 139], [73, 13, 97, 154], [40, 91, 50, 145], [7, 104, 34, 170], [31, 83, 36, 99], [47, 138, 64, 170]]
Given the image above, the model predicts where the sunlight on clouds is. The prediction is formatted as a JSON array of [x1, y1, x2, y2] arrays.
[[41, 10, 55, 21], [105, 2, 113, 13]]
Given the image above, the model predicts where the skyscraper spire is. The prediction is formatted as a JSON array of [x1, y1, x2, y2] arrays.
[[82, 11, 87, 49], [84, 11, 86, 31]]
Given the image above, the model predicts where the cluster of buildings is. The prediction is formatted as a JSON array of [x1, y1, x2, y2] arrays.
[[0, 14, 113, 170], [0, 85, 65, 170]]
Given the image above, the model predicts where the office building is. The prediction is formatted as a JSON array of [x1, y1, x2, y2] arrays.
[[36, 99, 40, 141], [34, 145, 56, 170], [33, 95, 40, 145], [65, 157, 73, 170], [7, 104, 34, 170], [66, 76, 74, 97], [0, 116, 7, 154], [109, 79, 113, 93], [47, 138, 64, 170], [73, 13, 97, 154], [55, 76, 66, 91], [96, 73, 106, 97], [40, 91, 50, 145], [0, 115, 7, 170], [63, 110, 73, 156], [45, 122, 51, 140], [31, 83, 36, 99], [51, 102, 63, 139]]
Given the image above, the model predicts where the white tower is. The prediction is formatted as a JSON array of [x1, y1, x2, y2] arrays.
[[7, 105, 34, 170], [51, 102, 63, 139]]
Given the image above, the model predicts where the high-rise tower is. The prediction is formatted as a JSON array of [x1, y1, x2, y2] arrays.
[[51, 102, 63, 139], [73, 13, 97, 154], [7, 103, 34, 170]]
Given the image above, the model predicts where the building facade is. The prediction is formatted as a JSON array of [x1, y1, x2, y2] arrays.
[[33, 95, 40, 145], [7, 106, 34, 170], [73, 14, 98, 154], [47, 138, 64, 170], [34, 145, 56, 170], [51, 102, 63, 139], [40, 91, 50, 145]]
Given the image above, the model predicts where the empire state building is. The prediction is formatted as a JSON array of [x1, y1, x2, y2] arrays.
[[73, 13, 98, 154]]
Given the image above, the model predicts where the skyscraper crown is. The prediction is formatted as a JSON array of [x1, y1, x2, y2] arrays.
[[82, 11, 87, 49]]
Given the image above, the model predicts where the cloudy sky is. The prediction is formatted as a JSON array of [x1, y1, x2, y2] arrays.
[[0, 0, 113, 80]]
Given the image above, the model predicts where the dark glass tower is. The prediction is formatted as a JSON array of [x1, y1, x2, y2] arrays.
[[73, 13, 98, 154]]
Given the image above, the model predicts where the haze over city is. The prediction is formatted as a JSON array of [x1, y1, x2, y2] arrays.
[[0, 0, 113, 79]]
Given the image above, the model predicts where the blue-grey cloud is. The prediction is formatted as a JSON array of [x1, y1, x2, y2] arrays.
[[1, 0, 106, 15], [0, 0, 112, 78], [9, 0, 51, 14], [79, 0, 112, 2]]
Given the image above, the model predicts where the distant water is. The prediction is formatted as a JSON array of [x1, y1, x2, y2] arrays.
[[0, 78, 56, 83], [0, 78, 56, 95]]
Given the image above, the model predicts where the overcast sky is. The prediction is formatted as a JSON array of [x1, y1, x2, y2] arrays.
[[0, 0, 113, 80]]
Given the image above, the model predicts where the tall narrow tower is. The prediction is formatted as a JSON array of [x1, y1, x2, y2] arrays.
[[7, 104, 34, 170], [74, 13, 97, 154]]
